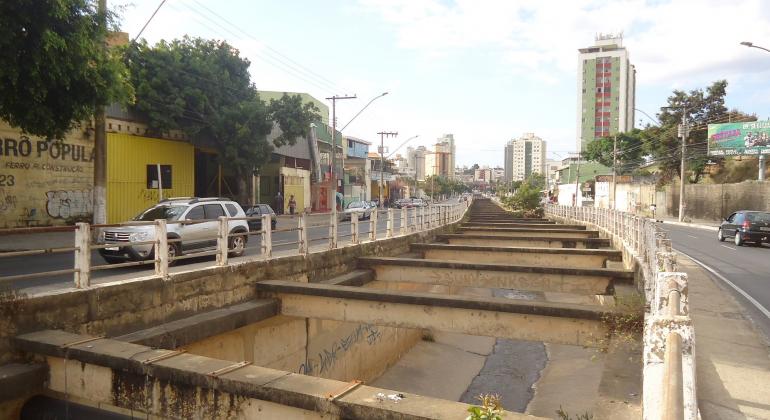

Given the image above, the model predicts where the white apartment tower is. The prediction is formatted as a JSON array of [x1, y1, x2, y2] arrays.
[[576, 33, 636, 152], [504, 133, 546, 182]]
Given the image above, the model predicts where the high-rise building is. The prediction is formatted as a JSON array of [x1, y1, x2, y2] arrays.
[[503, 133, 546, 181], [425, 134, 456, 179], [576, 33, 636, 151]]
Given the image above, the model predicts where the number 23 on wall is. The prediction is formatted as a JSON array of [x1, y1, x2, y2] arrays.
[[0, 175, 15, 186]]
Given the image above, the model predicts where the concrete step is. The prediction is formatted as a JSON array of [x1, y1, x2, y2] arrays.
[[462, 222, 584, 229], [357, 256, 633, 295], [410, 243, 622, 268], [436, 234, 611, 249], [457, 227, 600, 238]]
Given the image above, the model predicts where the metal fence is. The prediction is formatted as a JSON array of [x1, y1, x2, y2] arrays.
[[545, 204, 696, 420], [1, 201, 470, 289]]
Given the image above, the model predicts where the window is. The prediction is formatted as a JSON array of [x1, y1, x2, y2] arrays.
[[204, 204, 226, 219], [146, 165, 172, 189], [225, 204, 239, 217], [186, 206, 204, 220]]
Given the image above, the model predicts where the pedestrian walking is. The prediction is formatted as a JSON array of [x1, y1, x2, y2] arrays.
[[288, 194, 297, 215], [274, 191, 284, 215]]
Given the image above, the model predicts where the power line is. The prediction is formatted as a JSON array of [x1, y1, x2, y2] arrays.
[[131, 0, 168, 43]]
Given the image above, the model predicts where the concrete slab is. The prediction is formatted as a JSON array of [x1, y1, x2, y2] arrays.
[[436, 234, 611, 249], [462, 222, 583, 230], [457, 227, 600, 239], [410, 243, 622, 268], [0, 363, 47, 401]]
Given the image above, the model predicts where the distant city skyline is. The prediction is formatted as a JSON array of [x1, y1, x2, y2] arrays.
[[120, 0, 770, 167]]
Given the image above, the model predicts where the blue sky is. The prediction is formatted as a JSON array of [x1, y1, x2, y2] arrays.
[[119, 0, 770, 166]]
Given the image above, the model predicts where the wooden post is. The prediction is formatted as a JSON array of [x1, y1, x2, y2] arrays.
[[369, 209, 378, 242], [351, 212, 359, 244], [400, 207, 407, 235], [329, 209, 338, 250], [261, 214, 272, 259], [298, 213, 308, 255], [386, 209, 394, 238]]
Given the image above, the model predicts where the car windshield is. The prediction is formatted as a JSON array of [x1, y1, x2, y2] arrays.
[[347, 202, 364, 209], [133, 205, 187, 221], [245, 207, 259, 216], [746, 212, 770, 222]]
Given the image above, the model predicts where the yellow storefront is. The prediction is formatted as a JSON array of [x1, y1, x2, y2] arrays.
[[106, 133, 194, 223]]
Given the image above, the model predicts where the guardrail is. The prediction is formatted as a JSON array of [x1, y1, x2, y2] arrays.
[[545, 204, 696, 420], [0, 201, 470, 290]]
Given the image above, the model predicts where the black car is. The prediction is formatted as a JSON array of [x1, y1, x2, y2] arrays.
[[244, 204, 277, 231], [718, 210, 770, 246]]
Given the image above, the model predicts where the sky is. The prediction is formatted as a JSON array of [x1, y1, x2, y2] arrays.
[[118, 0, 770, 167]]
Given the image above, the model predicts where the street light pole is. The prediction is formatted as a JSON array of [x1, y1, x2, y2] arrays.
[[678, 109, 688, 222], [377, 131, 398, 208], [326, 94, 357, 212], [740, 41, 770, 53], [612, 133, 617, 209]]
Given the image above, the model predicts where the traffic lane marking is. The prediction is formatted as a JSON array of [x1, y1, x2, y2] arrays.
[[720, 245, 736, 250]]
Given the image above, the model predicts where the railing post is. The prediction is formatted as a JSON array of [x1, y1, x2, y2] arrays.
[[370, 209, 378, 241], [216, 216, 229, 266], [74, 222, 91, 288], [351, 212, 359, 244], [329, 209, 338, 250], [298, 213, 308, 255], [400, 207, 407, 235], [154, 219, 169, 279], [420, 206, 425, 230], [387, 209, 394, 238], [662, 332, 684, 420], [261, 214, 272, 259]]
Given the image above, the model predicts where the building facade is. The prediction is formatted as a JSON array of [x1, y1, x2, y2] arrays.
[[504, 133, 546, 182], [425, 135, 455, 179], [576, 33, 636, 151]]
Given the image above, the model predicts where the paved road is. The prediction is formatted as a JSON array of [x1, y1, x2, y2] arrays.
[[0, 207, 447, 294], [660, 222, 770, 339]]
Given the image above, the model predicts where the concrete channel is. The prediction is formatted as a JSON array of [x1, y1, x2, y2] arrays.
[[5, 198, 642, 419]]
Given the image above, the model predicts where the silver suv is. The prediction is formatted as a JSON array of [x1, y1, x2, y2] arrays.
[[97, 197, 250, 264]]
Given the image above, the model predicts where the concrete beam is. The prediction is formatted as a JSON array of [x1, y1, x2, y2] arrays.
[[411, 243, 621, 268], [0, 363, 47, 401], [15, 330, 541, 419], [114, 300, 278, 348], [436, 234, 611, 249], [320, 269, 375, 287], [357, 257, 631, 295], [256, 281, 612, 347], [458, 227, 599, 238], [462, 222, 582, 229]]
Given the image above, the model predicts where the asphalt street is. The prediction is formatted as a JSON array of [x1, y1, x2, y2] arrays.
[[1, 208, 437, 295], [660, 222, 770, 339]]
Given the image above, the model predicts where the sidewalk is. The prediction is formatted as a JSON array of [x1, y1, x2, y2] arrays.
[[657, 216, 720, 232], [677, 255, 770, 419]]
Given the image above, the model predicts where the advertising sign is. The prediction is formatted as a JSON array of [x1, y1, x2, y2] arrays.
[[708, 121, 770, 156]]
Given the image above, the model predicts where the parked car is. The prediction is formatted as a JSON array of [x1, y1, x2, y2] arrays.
[[96, 197, 250, 264], [411, 197, 428, 207], [393, 198, 413, 209], [718, 210, 770, 246], [341, 201, 373, 221], [243, 204, 277, 231]]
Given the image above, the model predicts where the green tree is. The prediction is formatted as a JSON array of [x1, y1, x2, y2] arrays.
[[127, 37, 318, 203], [644, 80, 755, 183], [583, 129, 645, 172], [0, 0, 132, 139]]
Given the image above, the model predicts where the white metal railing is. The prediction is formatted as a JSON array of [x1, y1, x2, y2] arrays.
[[0, 200, 471, 290], [545, 204, 695, 420]]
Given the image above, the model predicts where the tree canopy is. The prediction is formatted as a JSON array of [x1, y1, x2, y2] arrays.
[[0, 0, 132, 139], [126, 37, 319, 200], [583, 129, 645, 172]]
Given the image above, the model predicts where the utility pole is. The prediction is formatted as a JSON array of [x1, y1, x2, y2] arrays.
[[573, 152, 582, 207], [377, 131, 398, 208], [326, 95, 356, 211], [611, 133, 617, 210], [678, 109, 688, 222], [92, 0, 108, 225]]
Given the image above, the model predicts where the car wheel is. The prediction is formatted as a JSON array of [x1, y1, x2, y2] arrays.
[[228, 233, 247, 257], [734, 231, 744, 246], [271, 221, 277, 230], [166, 242, 181, 266], [717, 228, 725, 242]]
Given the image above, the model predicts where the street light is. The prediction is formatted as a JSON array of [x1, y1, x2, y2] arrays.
[[340, 92, 389, 131], [740, 41, 770, 53]]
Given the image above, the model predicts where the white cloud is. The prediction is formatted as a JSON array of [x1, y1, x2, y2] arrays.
[[358, 0, 770, 86]]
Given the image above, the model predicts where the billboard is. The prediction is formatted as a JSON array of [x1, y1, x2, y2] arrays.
[[708, 121, 770, 156]]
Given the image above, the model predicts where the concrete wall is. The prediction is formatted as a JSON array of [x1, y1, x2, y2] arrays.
[[0, 222, 461, 366], [662, 181, 770, 221]]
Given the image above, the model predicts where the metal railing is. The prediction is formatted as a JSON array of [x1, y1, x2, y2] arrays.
[[0, 201, 470, 290], [545, 204, 696, 420]]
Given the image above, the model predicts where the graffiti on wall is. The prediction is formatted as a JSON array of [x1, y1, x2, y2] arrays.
[[46, 190, 93, 219], [298, 323, 382, 375], [0, 189, 17, 214]]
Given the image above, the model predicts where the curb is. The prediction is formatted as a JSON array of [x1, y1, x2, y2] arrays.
[[658, 220, 718, 232]]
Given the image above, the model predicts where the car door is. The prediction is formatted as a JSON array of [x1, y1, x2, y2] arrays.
[[202, 203, 226, 247], [181, 205, 207, 250], [731, 212, 743, 237]]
